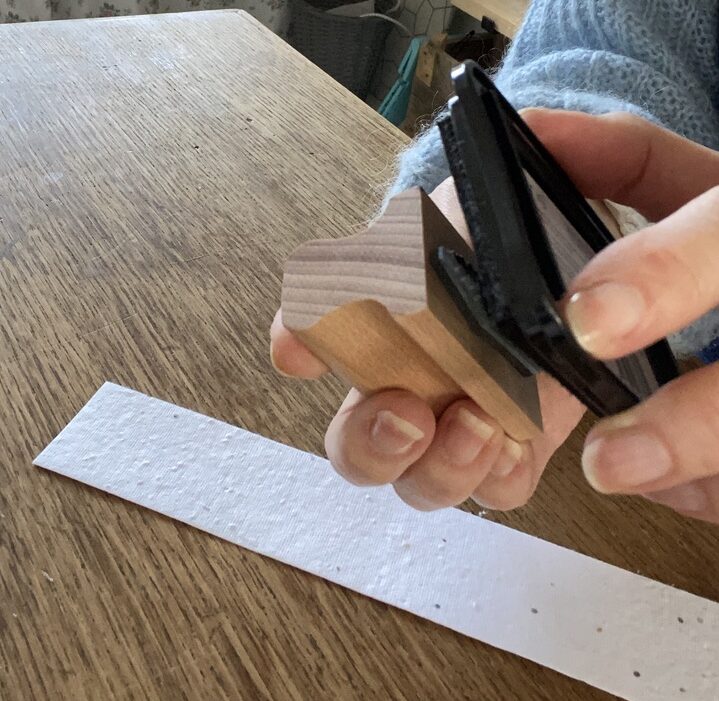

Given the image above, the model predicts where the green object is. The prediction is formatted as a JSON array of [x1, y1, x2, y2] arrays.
[[379, 36, 423, 125]]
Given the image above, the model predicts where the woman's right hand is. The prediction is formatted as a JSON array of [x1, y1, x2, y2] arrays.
[[270, 141, 588, 512]]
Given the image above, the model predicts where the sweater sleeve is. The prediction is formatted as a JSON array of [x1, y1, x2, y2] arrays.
[[387, 0, 719, 357]]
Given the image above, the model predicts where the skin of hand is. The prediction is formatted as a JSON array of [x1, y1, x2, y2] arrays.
[[272, 108, 719, 524]]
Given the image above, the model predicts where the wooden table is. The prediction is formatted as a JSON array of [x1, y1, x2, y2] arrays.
[[1, 10, 717, 700], [452, 0, 529, 37]]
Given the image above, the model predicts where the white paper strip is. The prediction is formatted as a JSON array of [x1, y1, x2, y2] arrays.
[[35, 383, 719, 700]]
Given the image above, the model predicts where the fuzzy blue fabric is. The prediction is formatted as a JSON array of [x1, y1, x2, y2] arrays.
[[388, 0, 719, 357]]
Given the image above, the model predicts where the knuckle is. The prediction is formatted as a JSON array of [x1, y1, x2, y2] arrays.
[[395, 472, 469, 510], [393, 484, 436, 512], [473, 491, 530, 512], [425, 482, 469, 509], [676, 366, 719, 441], [324, 435, 395, 487], [604, 111, 646, 130], [472, 461, 538, 511], [333, 455, 395, 487], [640, 242, 703, 309]]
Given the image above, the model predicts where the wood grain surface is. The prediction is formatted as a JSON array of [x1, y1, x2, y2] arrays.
[[1, 10, 717, 701]]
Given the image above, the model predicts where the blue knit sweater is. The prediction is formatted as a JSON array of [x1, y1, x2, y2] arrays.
[[391, 0, 719, 358]]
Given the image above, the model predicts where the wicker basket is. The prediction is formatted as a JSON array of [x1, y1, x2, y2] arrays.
[[286, 0, 393, 100]]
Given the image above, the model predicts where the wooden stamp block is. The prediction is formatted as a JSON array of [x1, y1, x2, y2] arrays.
[[281, 188, 543, 441]]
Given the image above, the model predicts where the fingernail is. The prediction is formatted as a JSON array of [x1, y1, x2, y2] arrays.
[[583, 430, 673, 492], [444, 408, 495, 465], [643, 484, 708, 513], [565, 283, 646, 354], [492, 438, 523, 477], [370, 410, 424, 455]]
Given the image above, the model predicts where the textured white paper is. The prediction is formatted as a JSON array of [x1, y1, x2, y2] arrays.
[[35, 383, 719, 701]]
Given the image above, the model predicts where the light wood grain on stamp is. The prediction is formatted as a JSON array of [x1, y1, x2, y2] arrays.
[[282, 188, 542, 441]]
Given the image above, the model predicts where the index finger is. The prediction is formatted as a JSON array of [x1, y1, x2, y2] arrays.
[[270, 309, 329, 379], [523, 109, 719, 222], [564, 185, 719, 360]]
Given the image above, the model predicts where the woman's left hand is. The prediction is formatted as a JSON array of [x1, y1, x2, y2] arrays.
[[530, 108, 719, 524]]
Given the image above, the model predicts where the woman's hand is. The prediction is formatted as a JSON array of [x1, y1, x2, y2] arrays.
[[526, 108, 719, 524], [272, 107, 719, 524], [270, 124, 587, 512]]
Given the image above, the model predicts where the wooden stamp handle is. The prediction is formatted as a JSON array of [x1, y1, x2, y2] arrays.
[[281, 189, 543, 441]]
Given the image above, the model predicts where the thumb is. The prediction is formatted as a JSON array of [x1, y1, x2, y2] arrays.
[[581, 362, 719, 503]]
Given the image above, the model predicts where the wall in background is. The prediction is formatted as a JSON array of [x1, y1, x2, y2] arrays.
[[368, 0, 454, 108]]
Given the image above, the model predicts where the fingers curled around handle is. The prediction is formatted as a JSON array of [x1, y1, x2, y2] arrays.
[[324, 389, 436, 487]]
